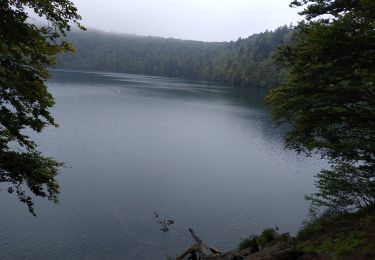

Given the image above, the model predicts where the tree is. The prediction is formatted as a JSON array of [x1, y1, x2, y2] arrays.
[[0, 0, 83, 215], [57, 26, 294, 88], [266, 0, 375, 211]]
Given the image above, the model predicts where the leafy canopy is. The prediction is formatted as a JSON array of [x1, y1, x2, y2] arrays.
[[266, 0, 375, 211], [0, 0, 83, 215]]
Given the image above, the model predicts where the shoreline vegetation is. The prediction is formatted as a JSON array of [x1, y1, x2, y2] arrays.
[[2, 0, 375, 259], [173, 206, 375, 259]]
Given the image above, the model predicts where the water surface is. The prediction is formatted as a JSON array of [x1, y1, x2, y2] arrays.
[[0, 70, 323, 259]]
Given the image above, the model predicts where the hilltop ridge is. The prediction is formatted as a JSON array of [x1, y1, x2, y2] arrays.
[[57, 25, 293, 88]]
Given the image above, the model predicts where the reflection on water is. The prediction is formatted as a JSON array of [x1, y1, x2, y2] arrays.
[[0, 70, 323, 259]]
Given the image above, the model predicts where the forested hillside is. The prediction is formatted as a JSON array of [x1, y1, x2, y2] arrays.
[[57, 26, 293, 87]]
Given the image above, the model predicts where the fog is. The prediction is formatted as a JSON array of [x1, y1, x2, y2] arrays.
[[70, 0, 301, 42]]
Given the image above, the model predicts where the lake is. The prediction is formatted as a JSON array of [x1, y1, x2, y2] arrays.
[[0, 70, 323, 259]]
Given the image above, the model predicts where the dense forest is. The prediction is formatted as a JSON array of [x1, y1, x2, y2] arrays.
[[57, 25, 293, 88]]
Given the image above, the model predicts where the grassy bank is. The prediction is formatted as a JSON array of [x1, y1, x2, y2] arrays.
[[296, 206, 375, 258]]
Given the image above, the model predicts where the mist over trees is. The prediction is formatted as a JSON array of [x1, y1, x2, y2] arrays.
[[57, 25, 293, 88]]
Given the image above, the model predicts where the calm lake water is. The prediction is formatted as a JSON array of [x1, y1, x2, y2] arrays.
[[0, 70, 324, 259]]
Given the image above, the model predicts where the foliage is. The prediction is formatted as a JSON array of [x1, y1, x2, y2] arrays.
[[312, 232, 364, 256], [266, 0, 375, 211], [333, 232, 365, 256], [298, 221, 323, 241], [0, 0, 82, 214], [298, 210, 343, 241], [299, 230, 365, 256], [238, 236, 257, 251], [237, 229, 278, 251], [257, 228, 278, 248], [238, 238, 252, 251], [57, 26, 294, 88], [307, 162, 375, 212], [0, 151, 62, 215], [297, 206, 375, 257]]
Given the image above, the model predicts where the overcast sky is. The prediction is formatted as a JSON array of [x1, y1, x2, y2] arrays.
[[71, 0, 301, 42]]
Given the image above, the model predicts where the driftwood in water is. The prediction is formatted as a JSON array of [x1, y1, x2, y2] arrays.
[[189, 228, 202, 244], [176, 230, 299, 260], [176, 228, 224, 260], [154, 211, 175, 232]]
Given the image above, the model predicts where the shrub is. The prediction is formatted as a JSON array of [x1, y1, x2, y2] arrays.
[[306, 163, 375, 213], [257, 228, 278, 248], [238, 237, 254, 251]]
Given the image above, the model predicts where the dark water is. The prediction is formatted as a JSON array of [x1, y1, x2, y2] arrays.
[[0, 70, 324, 259]]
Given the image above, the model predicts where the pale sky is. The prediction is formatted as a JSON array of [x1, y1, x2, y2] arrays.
[[71, 0, 301, 42]]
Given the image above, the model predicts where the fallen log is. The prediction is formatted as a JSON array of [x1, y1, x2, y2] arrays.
[[176, 231, 300, 260], [175, 228, 223, 260]]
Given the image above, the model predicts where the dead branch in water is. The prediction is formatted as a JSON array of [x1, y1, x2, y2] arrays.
[[153, 211, 174, 232], [176, 228, 222, 260]]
